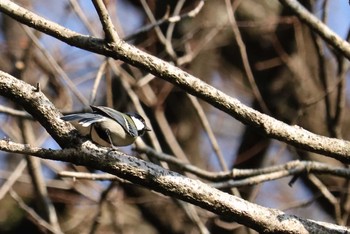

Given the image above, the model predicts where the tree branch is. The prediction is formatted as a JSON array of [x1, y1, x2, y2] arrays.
[[137, 145, 350, 184], [0, 1, 350, 163], [0, 139, 348, 233], [91, 0, 119, 43], [279, 0, 350, 59], [0, 71, 78, 148]]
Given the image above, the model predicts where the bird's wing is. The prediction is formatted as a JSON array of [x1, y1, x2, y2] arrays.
[[90, 106, 138, 137], [61, 113, 106, 127]]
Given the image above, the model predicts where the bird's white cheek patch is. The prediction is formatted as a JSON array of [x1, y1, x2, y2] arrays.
[[131, 116, 145, 131]]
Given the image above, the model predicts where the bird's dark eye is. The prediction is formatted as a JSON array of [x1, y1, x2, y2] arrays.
[[138, 129, 146, 136]]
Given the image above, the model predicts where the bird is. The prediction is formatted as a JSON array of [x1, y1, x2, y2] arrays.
[[61, 105, 151, 148]]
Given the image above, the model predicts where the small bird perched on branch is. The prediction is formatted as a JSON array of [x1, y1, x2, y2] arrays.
[[61, 105, 151, 148]]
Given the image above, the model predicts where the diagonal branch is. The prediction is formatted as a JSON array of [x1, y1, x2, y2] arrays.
[[0, 1, 350, 162], [0, 71, 78, 148], [0, 139, 348, 233], [279, 0, 350, 59]]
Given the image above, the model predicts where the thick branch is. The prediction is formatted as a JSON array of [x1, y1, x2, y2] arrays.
[[0, 0, 350, 162], [0, 140, 348, 234], [0, 71, 79, 148]]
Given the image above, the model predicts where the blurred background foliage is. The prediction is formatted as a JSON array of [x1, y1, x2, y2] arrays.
[[0, 0, 349, 233]]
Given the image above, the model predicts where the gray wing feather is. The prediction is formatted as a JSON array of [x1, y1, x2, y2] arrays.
[[61, 113, 106, 127], [90, 105, 137, 136]]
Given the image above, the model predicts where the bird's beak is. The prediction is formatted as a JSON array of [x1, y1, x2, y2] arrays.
[[144, 126, 152, 131]]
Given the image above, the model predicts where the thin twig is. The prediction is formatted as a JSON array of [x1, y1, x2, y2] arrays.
[[91, 0, 119, 43], [108, 60, 162, 152], [59, 171, 131, 184], [187, 94, 227, 170], [311, 0, 333, 136], [90, 60, 107, 104], [332, 31, 350, 138], [69, 0, 99, 36], [21, 119, 61, 233], [125, 0, 204, 41], [0, 105, 31, 118], [164, 0, 186, 60], [139, 0, 168, 48], [154, 107, 190, 163], [0, 159, 27, 200], [9, 189, 63, 234], [21, 25, 89, 106], [307, 174, 341, 224], [225, 0, 270, 114], [89, 182, 116, 234], [136, 145, 350, 183]]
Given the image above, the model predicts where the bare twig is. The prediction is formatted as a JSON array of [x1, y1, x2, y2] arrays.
[[91, 0, 119, 43], [212, 160, 350, 189], [136, 145, 350, 183], [225, 0, 270, 114], [307, 174, 341, 224], [332, 31, 350, 138], [108, 61, 162, 152], [0, 159, 27, 200], [21, 25, 88, 106], [0, 105, 31, 118], [58, 171, 131, 184], [89, 182, 116, 234], [124, 0, 204, 41], [69, 0, 99, 36], [279, 0, 350, 59], [20, 119, 61, 233], [90, 60, 107, 104], [9, 189, 63, 234], [187, 94, 227, 171], [154, 107, 190, 163], [176, 200, 210, 234], [310, 0, 335, 137], [139, 0, 169, 51], [164, 0, 186, 60]]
